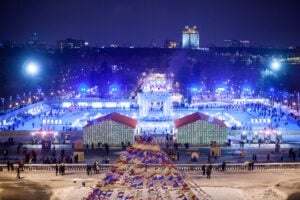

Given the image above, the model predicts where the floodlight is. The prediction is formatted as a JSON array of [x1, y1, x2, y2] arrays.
[[26, 62, 39, 76], [271, 61, 280, 71]]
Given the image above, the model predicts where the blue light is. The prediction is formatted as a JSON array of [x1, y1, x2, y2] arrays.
[[271, 61, 280, 70], [109, 84, 120, 93], [242, 86, 251, 92], [216, 87, 225, 92], [23, 60, 40, 77], [26, 62, 39, 75], [78, 83, 89, 94], [189, 84, 200, 93], [215, 83, 227, 93]]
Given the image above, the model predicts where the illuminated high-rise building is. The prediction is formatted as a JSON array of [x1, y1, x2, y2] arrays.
[[182, 26, 199, 49], [27, 32, 39, 45]]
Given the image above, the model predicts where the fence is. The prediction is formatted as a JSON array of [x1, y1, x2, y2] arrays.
[[1, 162, 300, 172]]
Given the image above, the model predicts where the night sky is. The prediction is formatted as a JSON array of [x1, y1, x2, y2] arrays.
[[1, 0, 300, 47]]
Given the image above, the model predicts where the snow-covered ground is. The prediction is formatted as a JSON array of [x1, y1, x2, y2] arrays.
[[1, 169, 300, 200]]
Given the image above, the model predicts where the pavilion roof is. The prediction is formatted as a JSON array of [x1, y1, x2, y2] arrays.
[[174, 112, 227, 128], [84, 112, 138, 129]]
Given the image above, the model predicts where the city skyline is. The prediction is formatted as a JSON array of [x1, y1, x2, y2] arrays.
[[1, 0, 300, 47]]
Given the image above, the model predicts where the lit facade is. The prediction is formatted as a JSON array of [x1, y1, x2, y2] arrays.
[[224, 39, 251, 47], [56, 38, 86, 49], [83, 112, 137, 145], [174, 112, 227, 145], [182, 26, 199, 49]]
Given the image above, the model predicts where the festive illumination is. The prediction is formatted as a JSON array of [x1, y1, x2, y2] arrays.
[[83, 113, 137, 145], [84, 135, 206, 199], [175, 112, 227, 145]]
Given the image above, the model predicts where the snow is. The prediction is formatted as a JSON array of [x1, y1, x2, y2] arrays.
[[1, 169, 300, 200]]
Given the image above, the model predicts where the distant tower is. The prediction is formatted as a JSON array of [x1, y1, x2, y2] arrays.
[[182, 26, 199, 49], [32, 32, 38, 43], [27, 32, 39, 46]]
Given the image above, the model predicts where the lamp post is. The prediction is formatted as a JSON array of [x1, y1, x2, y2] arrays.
[[24, 59, 41, 84], [262, 59, 281, 103], [37, 88, 42, 101], [1, 98, 4, 112], [270, 88, 275, 106], [9, 96, 12, 109], [297, 92, 300, 113]]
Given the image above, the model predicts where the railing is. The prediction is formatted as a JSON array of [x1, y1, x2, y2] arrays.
[[174, 162, 300, 171], [1, 162, 300, 172]]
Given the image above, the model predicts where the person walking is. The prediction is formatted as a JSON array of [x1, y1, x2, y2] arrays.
[[55, 163, 59, 176], [95, 160, 100, 174], [16, 167, 21, 179], [61, 163, 65, 175], [104, 143, 110, 157], [59, 163, 65, 175], [7, 160, 10, 171], [201, 164, 206, 176], [221, 161, 226, 172], [87, 164, 92, 175], [206, 164, 212, 179], [267, 153, 270, 162]]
